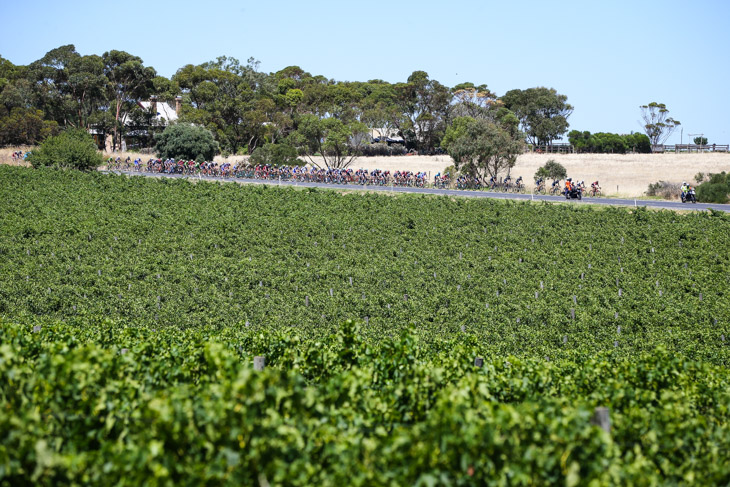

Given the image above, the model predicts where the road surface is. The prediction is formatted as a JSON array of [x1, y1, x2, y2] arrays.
[[106, 170, 730, 213]]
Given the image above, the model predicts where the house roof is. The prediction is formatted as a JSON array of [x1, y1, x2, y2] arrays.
[[370, 128, 404, 142]]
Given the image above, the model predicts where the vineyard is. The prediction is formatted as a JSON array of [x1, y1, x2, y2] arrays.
[[1, 165, 730, 485]]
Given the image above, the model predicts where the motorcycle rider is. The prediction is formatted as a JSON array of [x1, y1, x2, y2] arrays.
[[680, 182, 689, 200], [564, 178, 573, 196]]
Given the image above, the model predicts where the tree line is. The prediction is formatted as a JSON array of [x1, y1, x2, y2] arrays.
[[2, 45, 683, 175], [0, 46, 571, 154]]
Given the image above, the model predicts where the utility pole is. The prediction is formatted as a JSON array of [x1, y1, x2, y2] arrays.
[[688, 133, 704, 153]]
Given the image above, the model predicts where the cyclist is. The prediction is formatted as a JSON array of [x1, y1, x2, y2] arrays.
[[590, 180, 600, 196], [564, 178, 573, 196], [515, 176, 524, 191], [503, 174, 512, 190], [534, 177, 544, 193]]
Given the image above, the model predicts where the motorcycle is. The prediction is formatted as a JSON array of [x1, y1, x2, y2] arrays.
[[681, 187, 697, 203], [565, 186, 582, 200]]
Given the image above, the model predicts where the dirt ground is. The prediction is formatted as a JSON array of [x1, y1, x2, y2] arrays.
[[0, 147, 32, 167], [3, 146, 729, 198]]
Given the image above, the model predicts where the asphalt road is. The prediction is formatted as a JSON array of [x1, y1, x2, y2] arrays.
[[107, 170, 730, 213]]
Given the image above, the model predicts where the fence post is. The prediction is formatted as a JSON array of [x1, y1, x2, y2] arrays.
[[254, 356, 266, 371], [591, 407, 611, 433]]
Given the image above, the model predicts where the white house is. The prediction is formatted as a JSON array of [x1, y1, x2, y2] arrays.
[[137, 96, 181, 123], [370, 127, 404, 144]]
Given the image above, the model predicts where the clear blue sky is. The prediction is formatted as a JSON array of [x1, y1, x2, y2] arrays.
[[2, 0, 728, 144]]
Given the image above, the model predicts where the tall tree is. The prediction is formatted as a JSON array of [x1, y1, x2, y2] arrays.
[[0, 77, 35, 114], [289, 114, 368, 169], [0, 55, 20, 92], [394, 71, 452, 152], [28, 46, 107, 129], [639, 102, 680, 146], [0, 107, 59, 145], [103, 50, 156, 150], [450, 82, 501, 120], [445, 116, 525, 180], [66, 54, 107, 129], [501, 87, 573, 147], [174, 57, 269, 154], [359, 80, 400, 141], [28, 45, 79, 126]]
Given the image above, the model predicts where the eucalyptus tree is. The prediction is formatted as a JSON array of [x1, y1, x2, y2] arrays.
[[28, 45, 108, 129], [102, 50, 156, 150], [174, 56, 271, 154], [393, 71, 452, 152], [288, 114, 368, 169], [445, 115, 525, 180], [639, 102, 680, 146], [501, 87, 572, 147], [450, 82, 501, 120]]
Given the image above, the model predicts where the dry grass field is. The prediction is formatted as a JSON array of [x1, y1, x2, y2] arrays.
[[511, 152, 730, 197], [3, 146, 729, 198], [213, 152, 730, 198]]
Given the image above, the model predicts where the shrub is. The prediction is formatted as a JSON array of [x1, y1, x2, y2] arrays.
[[696, 172, 730, 203], [534, 159, 567, 181], [624, 133, 652, 153], [154, 123, 218, 161], [0, 107, 59, 146], [249, 143, 301, 166], [591, 132, 627, 153], [646, 181, 681, 199], [568, 130, 651, 154], [360, 143, 407, 157], [27, 128, 103, 171]]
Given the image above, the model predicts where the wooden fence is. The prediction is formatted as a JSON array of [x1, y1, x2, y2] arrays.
[[652, 144, 729, 153], [528, 143, 729, 154], [529, 143, 574, 154]]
